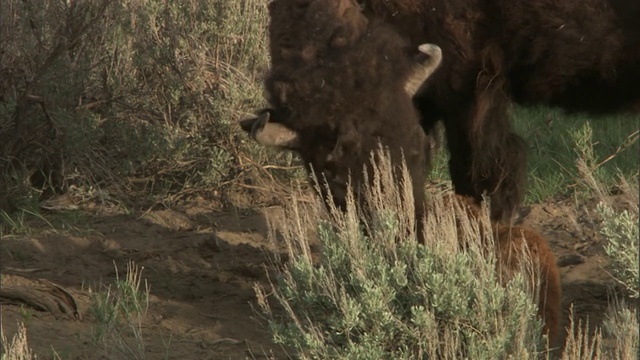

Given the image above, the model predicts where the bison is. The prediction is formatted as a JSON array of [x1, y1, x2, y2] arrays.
[[265, 0, 640, 221], [241, 2, 442, 225], [242, 0, 562, 343]]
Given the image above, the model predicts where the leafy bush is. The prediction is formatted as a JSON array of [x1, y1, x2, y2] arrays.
[[597, 202, 639, 299], [255, 148, 546, 359], [0, 0, 288, 214]]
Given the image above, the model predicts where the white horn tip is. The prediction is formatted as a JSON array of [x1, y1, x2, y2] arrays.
[[418, 43, 441, 59]]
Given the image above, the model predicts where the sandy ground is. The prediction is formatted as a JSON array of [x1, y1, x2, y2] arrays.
[[0, 192, 631, 359]]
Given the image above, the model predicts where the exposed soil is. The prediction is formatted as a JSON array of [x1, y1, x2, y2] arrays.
[[0, 192, 632, 359]]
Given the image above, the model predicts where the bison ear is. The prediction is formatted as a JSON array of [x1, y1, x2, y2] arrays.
[[405, 43, 443, 96], [239, 111, 301, 150]]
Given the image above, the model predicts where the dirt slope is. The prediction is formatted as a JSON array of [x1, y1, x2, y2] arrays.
[[0, 195, 628, 359]]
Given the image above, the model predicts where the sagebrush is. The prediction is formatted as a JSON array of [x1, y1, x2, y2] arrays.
[[0, 0, 294, 216], [256, 146, 639, 359], [256, 148, 547, 359]]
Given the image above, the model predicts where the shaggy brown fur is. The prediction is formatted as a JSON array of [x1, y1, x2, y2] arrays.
[[375, 0, 639, 221], [446, 194, 562, 345], [269, 0, 640, 221], [268, 0, 370, 65], [242, 5, 439, 226], [246, 1, 563, 343]]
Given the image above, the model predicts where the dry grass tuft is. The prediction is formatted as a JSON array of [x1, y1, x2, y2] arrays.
[[1, 321, 36, 360]]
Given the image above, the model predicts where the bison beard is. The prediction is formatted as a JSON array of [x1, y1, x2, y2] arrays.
[[351, 0, 639, 221]]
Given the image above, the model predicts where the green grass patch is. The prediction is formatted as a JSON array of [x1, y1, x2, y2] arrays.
[[512, 106, 639, 203], [425, 106, 638, 203]]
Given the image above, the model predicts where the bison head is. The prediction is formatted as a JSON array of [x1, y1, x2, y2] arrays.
[[240, 43, 442, 210]]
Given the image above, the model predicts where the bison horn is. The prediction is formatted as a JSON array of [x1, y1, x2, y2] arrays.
[[405, 43, 443, 96], [241, 111, 301, 149]]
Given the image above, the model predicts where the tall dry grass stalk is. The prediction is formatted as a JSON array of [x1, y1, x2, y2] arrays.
[[1, 321, 36, 360]]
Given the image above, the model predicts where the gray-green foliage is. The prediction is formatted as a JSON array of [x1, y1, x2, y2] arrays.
[[568, 120, 639, 299], [0, 0, 279, 211], [272, 227, 542, 359], [597, 202, 639, 299], [256, 149, 545, 359], [603, 305, 638, 360]]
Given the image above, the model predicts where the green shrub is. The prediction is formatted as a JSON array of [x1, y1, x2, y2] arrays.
[[597, 202, 639, 299], [256, 148, 546, 359], [0, 0, 288, 214]]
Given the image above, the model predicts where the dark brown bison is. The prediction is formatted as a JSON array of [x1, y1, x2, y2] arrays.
[[243, 1, 562, 342], [446, 194, 562, 345], [241, 4, 442, 225], [266, 0, 640, 221]]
